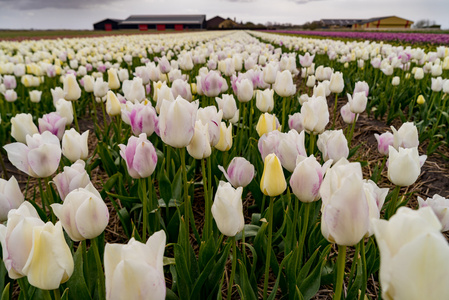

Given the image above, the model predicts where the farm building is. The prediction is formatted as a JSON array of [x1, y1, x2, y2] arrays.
[[206, 16, 241, 29], [320, 16, 414, 30], [353, 16, 414, 29], [93, 15, 206, 31], [320, 19, 364, 29], [93, 19, 122, 31]]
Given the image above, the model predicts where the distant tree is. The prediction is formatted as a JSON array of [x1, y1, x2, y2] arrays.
[[413, 19, 436, 28]]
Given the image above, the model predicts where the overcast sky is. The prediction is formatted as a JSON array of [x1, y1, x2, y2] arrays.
[[0, 0, 447, 30]]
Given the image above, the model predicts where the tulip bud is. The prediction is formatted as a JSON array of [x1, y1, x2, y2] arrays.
[[218, 157, 254, 188], [53, 160, 91, 201], [317, 129, 349, 162], [391, 122, 419, 149], [118, 69, 129, 82], [256, 89, 274, 113], [298, 52, 315, 67], [392, 76, 400, 86], [197, 106, 223, 147], [38, 112, 67, 140], [320, 158, 369, 245], [104, 231, 167, 300], [121, 101, 159, 137], [388, 146, 426, 186], [158, 56, 171, 74], [374, 132, 394, 156], [414, 68, 424, 80], [348, 92, 367, 114], [19, 221, 74, 290], [353, 81, 369, 97], [55, 99, 74, 126], [29, 90, 42, 103], [4, 131, 61, 178], [306, 75, 316, 88], [214, 122, 233, 151], [418, 195, 449, 232], [108, 68, 120, 90], [0, 176, 24, 222], [290, 155, 332, 203], [371, 207, 449, 300], [273, 70, 296, 97], [211, 181, 245, 236], [10, 113, 39, 143], [216, 94, 238, 120], [288, 113, 304, 133], [51, 183, 109, 241], [4, 90, 17, 102], [171, 79, 192, 102], [256, 113, 281, 137], [277, 130, 307, 172], [106, 91, 121, 116], [236, 78, 254, 102], [329, 71, 344, 94], [155, 83, 174, 114], [200, 71, 224, 97], [122, 77, 145, 103], [63, 74, 81, 101], [263, 62, 278, 84], [187, 121, 211, 159], [119, 133, 158, 179], [301, 96, 329, 134], [159, 96, 198, 148], [260, 153, 287, 196], [340, 102, 356, 124], [62, 129, 89, 162], [0, 202, 45, 279], [93, 77, 109, 98]]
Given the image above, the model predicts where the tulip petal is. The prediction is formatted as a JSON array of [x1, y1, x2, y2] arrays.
[[3, 143, 30, 175]]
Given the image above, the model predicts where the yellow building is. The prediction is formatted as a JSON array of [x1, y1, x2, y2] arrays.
[[352, 16, 414, 30]]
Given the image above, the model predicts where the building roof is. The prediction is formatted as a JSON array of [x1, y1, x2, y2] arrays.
[[93, 18, 123, 25], [121, 15, 206, 25], [358, 16, 414, 24], [321, 19, 364, 26]]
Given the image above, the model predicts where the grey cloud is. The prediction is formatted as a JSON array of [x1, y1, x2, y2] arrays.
[[294, 0, 326, 4], [0, 0, 118, 10]]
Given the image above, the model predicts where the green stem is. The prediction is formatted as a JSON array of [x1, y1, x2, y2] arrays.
[[426, 92, 438, 121], [201, 158, 210, 240], [408, 84, 419, 120], [140, 178, 148, 240], [18, 278, 29, 300], [347, 114, 358, 148], [239, 103, 247, 151], [166, 145, 171, 179], [333, 245, 347, 300], [263, 196, 275, 300], [308, 132, 316, 156], [282, 97, 287, 132], [227, 237, 237, 300], [386, 186, 401, 220], [292, 199, 300, 251], [298, 202, 310, 266], [53, 288, 61, 300], [91, 237, 106, 300], [72, 101, 80, 132], [180, 147, 190, 251], [360, 239, 367, 300], [249, 98, 254, 138], [376, 156, 387, 183], [332, 93, 339, 129], [348, 242, 359, 285], [388, 87, 396, 121], [100, 100, 107, 132]]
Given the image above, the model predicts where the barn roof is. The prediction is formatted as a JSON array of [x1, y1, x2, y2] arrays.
[[121, 15, 206, 25], [321, 19, 363, 26], [358, 16, 414, 24]]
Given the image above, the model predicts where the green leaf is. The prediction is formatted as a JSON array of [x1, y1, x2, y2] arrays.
[[205, 242, 232, 297], [65, 245, 92, 300], [191, 242, 231, 299], [299, 244, 331, 300], [1, 283, 10, 300], [267, 251, 293, 300], [174, 244, 192, 300], [60, 288, 69, 300], [166, 288, 179, 300], [237, 260, 257, 300], [158, 170, 172, 205]]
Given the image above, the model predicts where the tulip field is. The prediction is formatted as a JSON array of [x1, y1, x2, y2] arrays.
[[1, 29, 449, 300]]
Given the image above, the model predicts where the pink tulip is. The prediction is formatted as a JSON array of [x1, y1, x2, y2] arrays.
[[119, 133, 157, 179], [38, 112, 67, 140]]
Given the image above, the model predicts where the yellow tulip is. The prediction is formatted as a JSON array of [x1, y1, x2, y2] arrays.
[[417, 95, 425, 105], [215, 122, 232, 151], [260, 153, 286, 196], [256, 113, 280, 137]]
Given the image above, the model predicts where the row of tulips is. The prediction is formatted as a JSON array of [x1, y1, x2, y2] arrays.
[[0, 30, 448, 299]]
